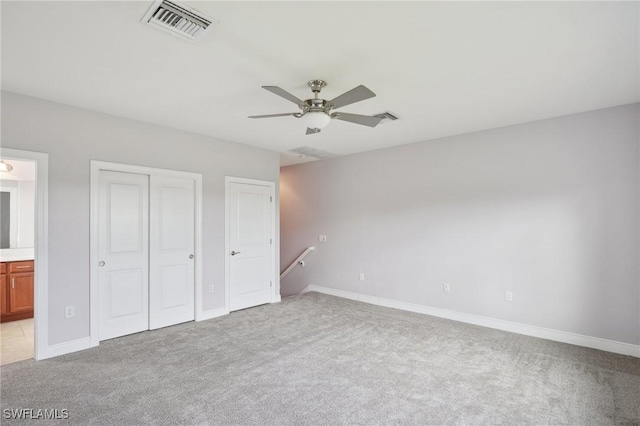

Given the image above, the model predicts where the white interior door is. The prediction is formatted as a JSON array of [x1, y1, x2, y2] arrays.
[[149, 175, 195, 329], [228, 181, 273, 311], [98, 171, 149, 340]]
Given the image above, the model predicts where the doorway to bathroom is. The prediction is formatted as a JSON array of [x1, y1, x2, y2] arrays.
[[0, 148, 48, 363]]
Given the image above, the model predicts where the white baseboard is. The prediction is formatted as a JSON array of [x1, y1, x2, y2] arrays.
[[271, 295, 282, 304], [42, 337, 94, 360], [198, 307, 229, 321], [40, 307, 233, 360], [303, 285, 640, 358]]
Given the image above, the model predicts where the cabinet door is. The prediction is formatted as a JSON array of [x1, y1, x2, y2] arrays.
[[0, 274, 6, 315], [8, 272, 34, 313]]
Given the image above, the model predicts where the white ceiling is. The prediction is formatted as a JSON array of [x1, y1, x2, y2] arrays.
[[2, 1, 638, 166]]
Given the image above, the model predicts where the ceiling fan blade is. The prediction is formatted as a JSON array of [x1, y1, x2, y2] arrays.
[[248, 113, 301, 119], [262, 86, 304, 105], [331, 112, 382, 127], [306, 127, 321, 135], [328, 85, 376, 109]]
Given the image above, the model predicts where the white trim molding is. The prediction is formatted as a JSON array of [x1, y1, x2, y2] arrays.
[[303, 285, 640, 358], [198, 307, 229, 321], [0, 148, 49, 360], [90, 160, 203, 347], [46, 337, 93, 359]]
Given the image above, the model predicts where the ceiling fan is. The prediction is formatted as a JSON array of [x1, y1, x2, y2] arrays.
[[249, 79, 383, 135]]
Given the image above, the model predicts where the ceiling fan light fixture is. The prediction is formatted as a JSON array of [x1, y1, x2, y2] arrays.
[[0, 159, 13, 172], [301, 111, 331, 129]]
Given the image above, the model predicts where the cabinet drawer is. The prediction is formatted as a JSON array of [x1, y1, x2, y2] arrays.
[[8, 261, 34, 273], [0, 263, 6, 275]]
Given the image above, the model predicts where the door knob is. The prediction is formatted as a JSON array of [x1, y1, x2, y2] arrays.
[[189, 254, 194, 259], [231, 251, 241, 256], [98, 261, 105, 267]]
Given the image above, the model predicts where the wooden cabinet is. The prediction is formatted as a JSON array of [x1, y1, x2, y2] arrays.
[[1, 260, 34, 322], [0, 273, 6, 315]]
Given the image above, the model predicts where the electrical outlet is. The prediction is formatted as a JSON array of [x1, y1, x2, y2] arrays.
[[505, 291, 513, 302], [359, 273, 365, 281], [443, 283, 450, 293], [208, 284, 215, 293], [319, 235, 327, 243], [64, 305, 75, 319]]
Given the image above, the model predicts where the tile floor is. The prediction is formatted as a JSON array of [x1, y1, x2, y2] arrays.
[[0, 318, 34, 365]]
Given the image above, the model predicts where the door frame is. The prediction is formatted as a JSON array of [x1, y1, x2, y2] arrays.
[[224, 176, 278, 312], [89, 161, 203, 346], [0, 148, 49, 360]]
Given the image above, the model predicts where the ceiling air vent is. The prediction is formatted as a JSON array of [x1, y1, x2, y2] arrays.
[[142, 0, 212, 40], [290, 146, 337, 160]]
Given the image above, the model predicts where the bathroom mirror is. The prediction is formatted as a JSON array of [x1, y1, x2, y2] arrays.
[[0, 187, 18, 248], [0, 159, 36, 250]]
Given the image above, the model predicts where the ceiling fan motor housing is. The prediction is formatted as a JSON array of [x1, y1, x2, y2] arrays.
[[303, 98, 329, 114]]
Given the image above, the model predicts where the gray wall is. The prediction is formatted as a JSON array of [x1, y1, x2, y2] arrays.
[[1, 91, 280, 345], [281, 104, 640, 345]]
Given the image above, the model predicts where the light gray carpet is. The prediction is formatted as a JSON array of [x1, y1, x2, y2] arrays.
[[1, 291, 639, 425]]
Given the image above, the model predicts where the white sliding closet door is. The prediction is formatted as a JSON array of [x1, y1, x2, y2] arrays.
[[149, 175, 195, 329], [98, 170, 196, 341], [98, 171, 150, 341]]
